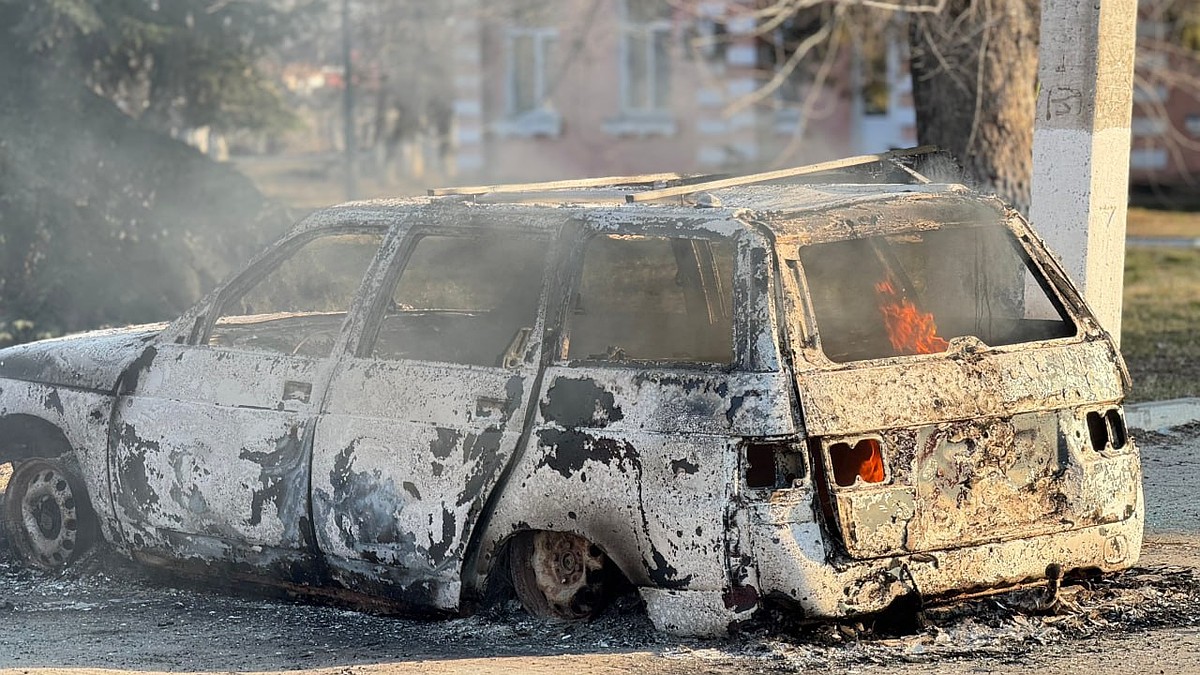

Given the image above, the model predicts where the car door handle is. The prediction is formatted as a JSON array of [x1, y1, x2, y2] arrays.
[[282, 380, 312, 407], [475, 396, 509, 418]]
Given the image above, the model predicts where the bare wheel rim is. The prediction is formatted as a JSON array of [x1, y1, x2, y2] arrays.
[[3, 459, 91, 571], [510, 531, 607, 621]]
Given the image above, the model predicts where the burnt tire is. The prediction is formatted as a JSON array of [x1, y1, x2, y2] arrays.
[[509, 530, 608, 621], [2, 458, 96, 571]]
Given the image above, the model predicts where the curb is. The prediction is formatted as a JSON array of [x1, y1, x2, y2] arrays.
[[1126, 397, 1200, 432]]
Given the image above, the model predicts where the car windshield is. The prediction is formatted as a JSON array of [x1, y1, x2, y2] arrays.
[[797, 223, 1077, 363]]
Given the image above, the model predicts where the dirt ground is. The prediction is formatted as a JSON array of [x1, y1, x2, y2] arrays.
[[2, 427, 1199, 675]]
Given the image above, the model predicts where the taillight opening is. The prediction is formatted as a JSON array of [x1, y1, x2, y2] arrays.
[[745, 444, 775, 489], [1105, 409, 1127, 450], [829, 438, 885, 487], [1086, 411, 1108, 452], [1085, 408, 1129, 452], [743, 440, 807, 490]]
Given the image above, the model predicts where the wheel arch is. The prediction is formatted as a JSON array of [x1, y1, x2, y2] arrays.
[[480, 526, 639, 601], [0, 414, 76, 465]]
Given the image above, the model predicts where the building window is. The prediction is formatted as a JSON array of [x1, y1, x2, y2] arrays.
[[606, 1, 676, 136], [1131, 116, 1167, 137], [1187, 114, 1200, 135], [1133, 83, 1168, 104], [1129, 147, 1168, 170], [765, 8, 837, 135], [860, 36, 890, 116], [508, 27, 558, 116], [495, 6, 562, 139], [621, 1, 672, 112]]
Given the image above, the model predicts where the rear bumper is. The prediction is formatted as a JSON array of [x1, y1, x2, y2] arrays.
[[748, 484, 1144, 618]]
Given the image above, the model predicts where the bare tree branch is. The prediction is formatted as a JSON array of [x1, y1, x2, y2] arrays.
[[722, 5, 840, 117]]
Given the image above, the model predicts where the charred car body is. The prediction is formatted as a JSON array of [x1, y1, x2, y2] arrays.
[[0, 149, 1141, 635]]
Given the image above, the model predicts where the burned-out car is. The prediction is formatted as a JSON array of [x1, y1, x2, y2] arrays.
[[0, 149, 1141, 635]]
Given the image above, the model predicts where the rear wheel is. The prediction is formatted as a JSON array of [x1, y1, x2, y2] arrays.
[[2, 458, 96, 571], [509, 530, 608, 621]]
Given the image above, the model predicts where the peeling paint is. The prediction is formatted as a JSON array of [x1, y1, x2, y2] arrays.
[[43, 390, 64, 415], [536, 429, 639, 479], [240, 426, 307, 536], [115, 346, 158, 395], [540, 377, 625, 428]]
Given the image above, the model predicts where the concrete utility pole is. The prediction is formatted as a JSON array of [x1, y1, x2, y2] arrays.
[[1030, 0, 1138, 342]]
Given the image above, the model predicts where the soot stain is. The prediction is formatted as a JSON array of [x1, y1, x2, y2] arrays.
[[535, 428, 640, 479], [115, 346, 158, 394], [239, 425, 307, 536], [670, 457, 700, 476], [43, 390, 64, 416], [426, 506, 457, 564], [726, 394, 746, 425], [321, 441, 419, 562], [648, 547, 693, 589], [116, 423, 161, 511], [429, 427, 462, 461], [540, 378, 624, 428], [457, 430, 505, 507]]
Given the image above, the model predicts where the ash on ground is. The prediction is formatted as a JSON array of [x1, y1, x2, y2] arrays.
[[1, 540, 1197, 672]]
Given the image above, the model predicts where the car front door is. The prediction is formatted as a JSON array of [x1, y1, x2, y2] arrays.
[[310, 221, 556, 609], [108, 229, 384, 566]]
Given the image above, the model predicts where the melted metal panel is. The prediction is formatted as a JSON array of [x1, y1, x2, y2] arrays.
[[795, 339, 1124, 437], [111, 398, 310, 548], [313, 358, 531, 610], [0, 379, 120, 543], [533, 370, 796, 438], [109, 343, 319, 554], [824, 410, 1140, 561], [749, 512, 1142, 618], [0, 325, 163, 391], [480, 367, 748, 597]]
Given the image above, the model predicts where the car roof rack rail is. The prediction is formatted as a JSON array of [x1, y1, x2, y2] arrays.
[[427, 172, 715, 197], [624, 145, 941, 204]]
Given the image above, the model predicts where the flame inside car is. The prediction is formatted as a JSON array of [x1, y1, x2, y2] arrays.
[[874, 278, 949, 356]]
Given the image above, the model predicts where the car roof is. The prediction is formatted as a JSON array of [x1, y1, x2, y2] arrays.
[[289, 149, 1010, 243]]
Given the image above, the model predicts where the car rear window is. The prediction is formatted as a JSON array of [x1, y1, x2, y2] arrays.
[[797, 224, 1077, 363]]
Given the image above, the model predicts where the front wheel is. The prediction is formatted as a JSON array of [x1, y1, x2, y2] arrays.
[[509, 530, 608, 621], [2, 458, 96, 571]]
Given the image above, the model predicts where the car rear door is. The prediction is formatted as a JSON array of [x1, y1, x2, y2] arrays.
[[516, 226, 793, 592], [309, 216, 559, 609]]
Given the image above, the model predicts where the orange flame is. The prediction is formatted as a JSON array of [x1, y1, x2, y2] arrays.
[[874, 279, 949, 355]]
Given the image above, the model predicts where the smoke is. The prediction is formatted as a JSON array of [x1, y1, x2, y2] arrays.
[[0, 46, 290, 346], [913, 150, 976, 188]]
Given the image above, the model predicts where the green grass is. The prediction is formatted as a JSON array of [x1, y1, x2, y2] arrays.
[[1121, 247, 1200, 402], [1127, 207, 1200, 239]]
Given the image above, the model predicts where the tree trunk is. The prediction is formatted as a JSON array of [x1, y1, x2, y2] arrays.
[[909, 0, 1040, 214]]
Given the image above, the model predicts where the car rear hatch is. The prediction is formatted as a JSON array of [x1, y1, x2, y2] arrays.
[[778, 202, 1139, 559], [795, 344, 1139, 558]]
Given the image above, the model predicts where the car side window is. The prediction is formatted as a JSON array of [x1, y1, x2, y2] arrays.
[[207, 233, 383, 357], [372, 234, 547, 366], [565, 235, 734, 364]]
